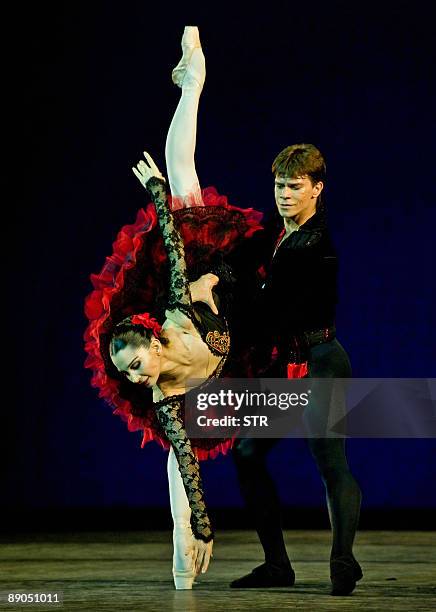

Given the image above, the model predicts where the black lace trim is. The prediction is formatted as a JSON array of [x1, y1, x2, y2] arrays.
[[167, 301, 198, 323], [153, 393, 185, 409], [175, 205, 250, 234], [146, 176, 167, 191]]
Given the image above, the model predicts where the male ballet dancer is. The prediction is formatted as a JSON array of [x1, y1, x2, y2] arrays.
[[230, 144, 363, 596]]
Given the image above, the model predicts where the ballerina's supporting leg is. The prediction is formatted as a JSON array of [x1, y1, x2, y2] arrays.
[[165, 26, 206, 205], [167, 446, 196, 589]]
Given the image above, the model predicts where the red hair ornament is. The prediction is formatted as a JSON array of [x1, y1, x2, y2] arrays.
[[130, 313, 162, 338]]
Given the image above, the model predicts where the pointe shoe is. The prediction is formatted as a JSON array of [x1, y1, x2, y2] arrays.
[[172, 522, 196, 590], [172, 25, 206, 90], [173, 566, 196, 590]]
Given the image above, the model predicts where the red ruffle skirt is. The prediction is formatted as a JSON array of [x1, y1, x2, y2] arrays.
[[83, 187, 263, 460]]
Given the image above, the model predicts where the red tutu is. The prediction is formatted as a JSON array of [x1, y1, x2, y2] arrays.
[[83, 186, 263, 460]]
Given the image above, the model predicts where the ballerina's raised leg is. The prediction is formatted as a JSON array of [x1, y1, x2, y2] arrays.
[[165, 25, 207, 590], [165, 25, 206, 206]]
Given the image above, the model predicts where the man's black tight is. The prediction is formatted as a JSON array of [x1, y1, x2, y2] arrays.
[[233, 436, 361, 567], [307, 437, 361, 559]]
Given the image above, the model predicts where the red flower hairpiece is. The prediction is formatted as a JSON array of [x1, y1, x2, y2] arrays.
[[130, 313, 162, 338]]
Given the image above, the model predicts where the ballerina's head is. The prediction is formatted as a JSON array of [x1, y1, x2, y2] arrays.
[[109, 313, 167, 388]]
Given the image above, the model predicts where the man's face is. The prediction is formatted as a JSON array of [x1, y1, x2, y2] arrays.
[[274, 174, 323, 221]]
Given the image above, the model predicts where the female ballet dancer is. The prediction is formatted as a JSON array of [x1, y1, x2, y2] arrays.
[[83, 26, 263, 589]]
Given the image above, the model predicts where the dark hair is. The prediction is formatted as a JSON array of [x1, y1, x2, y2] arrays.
[[272, 144, 326, 209], [109, 317, 168, 357]]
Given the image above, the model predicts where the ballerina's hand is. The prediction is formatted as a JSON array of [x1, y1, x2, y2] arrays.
[[132, 151, 166, 189], [189, 273, 220, 315], [187, 537, 214, 576]]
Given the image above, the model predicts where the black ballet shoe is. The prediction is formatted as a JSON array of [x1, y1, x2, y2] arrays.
[[230, 562, 295, 588], [330, 555, 363, 596]]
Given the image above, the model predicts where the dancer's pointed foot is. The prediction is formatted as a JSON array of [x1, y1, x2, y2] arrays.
[[230, 562, 295, 588], [172, 25, 206, 90], [172, 522, 196, 590], [330, 555, 363, 596], [173, 567, 197, 590]]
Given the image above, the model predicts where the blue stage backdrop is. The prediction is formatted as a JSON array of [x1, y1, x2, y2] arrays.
[[5, 1, 435, 521]]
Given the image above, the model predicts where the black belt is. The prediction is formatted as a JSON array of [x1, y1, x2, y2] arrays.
[[276, 326, 336, 364], [299, 325, 336, 348]]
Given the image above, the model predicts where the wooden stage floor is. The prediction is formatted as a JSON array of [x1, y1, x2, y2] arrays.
[[0, 530, 435, 611]]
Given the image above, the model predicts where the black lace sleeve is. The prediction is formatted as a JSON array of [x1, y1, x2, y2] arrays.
[[146, 176, 191, 309], [154, 396, 214, 543]]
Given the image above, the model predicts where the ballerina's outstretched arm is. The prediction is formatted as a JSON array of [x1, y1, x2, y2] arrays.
[[132, 154, 198, 328]]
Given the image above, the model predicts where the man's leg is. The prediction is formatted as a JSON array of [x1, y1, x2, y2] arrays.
[[307, 438, 362, 559], [305, 340, 362, 595], [230, 437, 295, 588], [307, 438, 362, 594]]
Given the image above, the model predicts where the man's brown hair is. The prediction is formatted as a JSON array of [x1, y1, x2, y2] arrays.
[[272, 143, 326, 184]]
